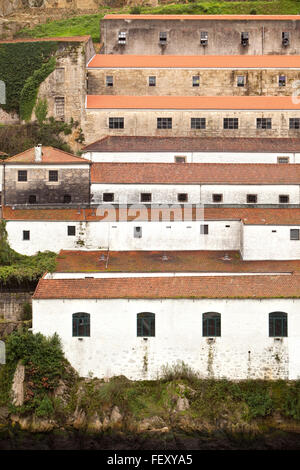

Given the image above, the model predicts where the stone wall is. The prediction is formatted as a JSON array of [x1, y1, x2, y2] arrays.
[[0, 291, 32, 322], [87, 68, 300, 97]]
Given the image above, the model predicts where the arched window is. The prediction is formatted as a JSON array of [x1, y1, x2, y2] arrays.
[[137, 312, 155, 337], [203, 312, 221, 337], [269, 312, 287, 337], [72, 312, 90, 337]]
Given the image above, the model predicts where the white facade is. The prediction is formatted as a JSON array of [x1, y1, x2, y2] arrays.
[[91, 183, 300, 205], [32, 296, 300, 380], [84, 150, 300, 164]]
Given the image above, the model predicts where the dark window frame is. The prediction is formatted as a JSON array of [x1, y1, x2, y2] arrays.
[[191, 117, 206, 129], [140, 193, 152, 203], [289, 118, 300, 130], [72, 312, 90, 337], [223, 118, 239, 129], [257, 118, 272, 130], [177, 193, 188, 202], [68, 226, 76, 236], [137, 312, 155, 337], [212, 194, 223, 203], [279, 195, 289, 204], [157, 118, 172, 129], [23, 230, 30, 241], [28, 195, 36, 204], [109, 117, 124, 129], [290, 228, 300, 240], [247, 194, 257, 204], [203, 312, 221, 337], [200, 224, 209, 235], [269, 312, 287, 337], [49, 170, 58, 182], [192, 75, 200, 87], [63, 194, 72, 204], [18, 170, 27, 182], [149, 76, 156, 87], [106, 75, 113, 87], [103, 193, 114, 202]]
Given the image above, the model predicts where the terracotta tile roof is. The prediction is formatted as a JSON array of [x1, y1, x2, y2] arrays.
[[3, 206, 300, 225], [86, 95, 300, 110], [103, 14, 300, 21], [55, 249, 300, 274], [0, 36, 91, 44], [0, 151, 7, 156], [91, 162, 300, 184], [83, 136, 300, 153], [88, 55, 300, 69], [33, 274, 300, 299], [4, 146, 90, 165]]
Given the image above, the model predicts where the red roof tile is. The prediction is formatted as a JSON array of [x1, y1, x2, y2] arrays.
[[83, 136, 300, 153], [91, 162, 300, 184], [4, 146, 90, 165], [33, 274, 300, 299], [55, 249, 300, 274], [88, 54, 300, 69], [86, 95, 300, 110]]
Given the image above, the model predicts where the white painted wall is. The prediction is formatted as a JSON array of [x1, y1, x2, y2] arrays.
[[84, 151, 300, 164], [33, 297, 300, 380], [242, 224, 300, 260], [91, 183, 300, 205], [6, 219, 241, 255]]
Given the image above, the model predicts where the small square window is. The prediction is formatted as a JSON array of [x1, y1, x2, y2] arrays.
[[49, 170, 58, 182], [109, 117, 124, 129], [28, 195, 36, 204], [257, 118, 272, 129], [191, 118, 206, 129], [18, 170, 27, 182], [23, 230, 30, 241], [200, 224, 209, 235], [157, 118, 172, 129], [149, 76, 156, 87], [175, 156, 186, 163], [277, 157, 289, 164], [106, 76, 113, 87], [279, 75, 286, 87], [178, 193, 188, 202], [279, 195, 289, 204], [192, 75, 200, 87], [247, 194, 257, 204], [224, 118, 238, 129], [103, 193, 114, 202], [64, 194, 71, 204], [159, 32, 167, 45], [213, 194, 223, 203], [290, 229, 300, 240], [68, 226, 76, 236], [141, 193, 152, 202], [289, 118, 300, 130], [134, 226, 142, 238], [237, 76, 245, 87]]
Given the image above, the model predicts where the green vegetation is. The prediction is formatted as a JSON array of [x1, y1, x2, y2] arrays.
[[0, 42, 58, 115], [0, 220, 56, 286], [14, 1, 300, 43]]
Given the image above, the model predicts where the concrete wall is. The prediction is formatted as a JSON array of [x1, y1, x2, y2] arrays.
[[3, 164, 90, 206], [91, 183, 300, 206], [102, 18, 300, 56], [84, 109, 300, 142], [87, 68, 300, 97], [33, 297, 300, 380]]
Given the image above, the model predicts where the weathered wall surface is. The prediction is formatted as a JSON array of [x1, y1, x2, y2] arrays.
[[103, 18, 300, 56], [0, 291, 32, 322], [87, 68, 300, 97], [33, 297, 297, 380], [83, 109, 300, 142], [3, 164, 90, 205]]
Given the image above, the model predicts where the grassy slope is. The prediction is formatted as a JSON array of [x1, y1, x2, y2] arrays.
[[14, 1, 300, 43]]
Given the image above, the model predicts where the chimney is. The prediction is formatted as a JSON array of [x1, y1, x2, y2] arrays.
[[34, 144, 42, 163]]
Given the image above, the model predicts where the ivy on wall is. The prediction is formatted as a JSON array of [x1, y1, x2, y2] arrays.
[[0, 41, 58, 116]]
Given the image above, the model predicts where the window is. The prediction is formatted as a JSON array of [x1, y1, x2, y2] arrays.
[[191, 118, 206, 129], [106, 75, 113, 87], [223, 118, 238, 129], [28, 195, 36, 204], [23, 230, 30, 241], [237, 76, 245, 87], [141, 193, 152, 202], [213, 194, 223, 203], [72, 312, 90, 337], [289, 118, 300, 129], [192, 75, 200, 87], [203, 312, 221, 337], [149, 76, 156, 87], [241, 32, 249, 46], [68, 226, 76, 236], [64, 194, 71, 204], [277, 156, 289, 164], [55, 97, 65, 121], [134, 226, 142, 238], [118, 31, 126, 45], [175, 156, 186, 163], [109, 117, 124, 129], [200, 31, 208, 46], [290, 229, 300, 240], [279, 75, 286, 87], [269, 312, 287, 337], [137, 312, 155, 337], [200, 224, 209, 235], [49, 170, 58, 182], [282, 32, 290, 47], [55, 68, 65, 83], [18, 170, 27, 182], [279, 195, 289, 204], [159, 32, 167, 45], [257, 118, 272, 129], [178, 193, 188, 202], [247, 194, 257, 204], [103, 193, 114, 202], [157, 118, 172, 129]]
